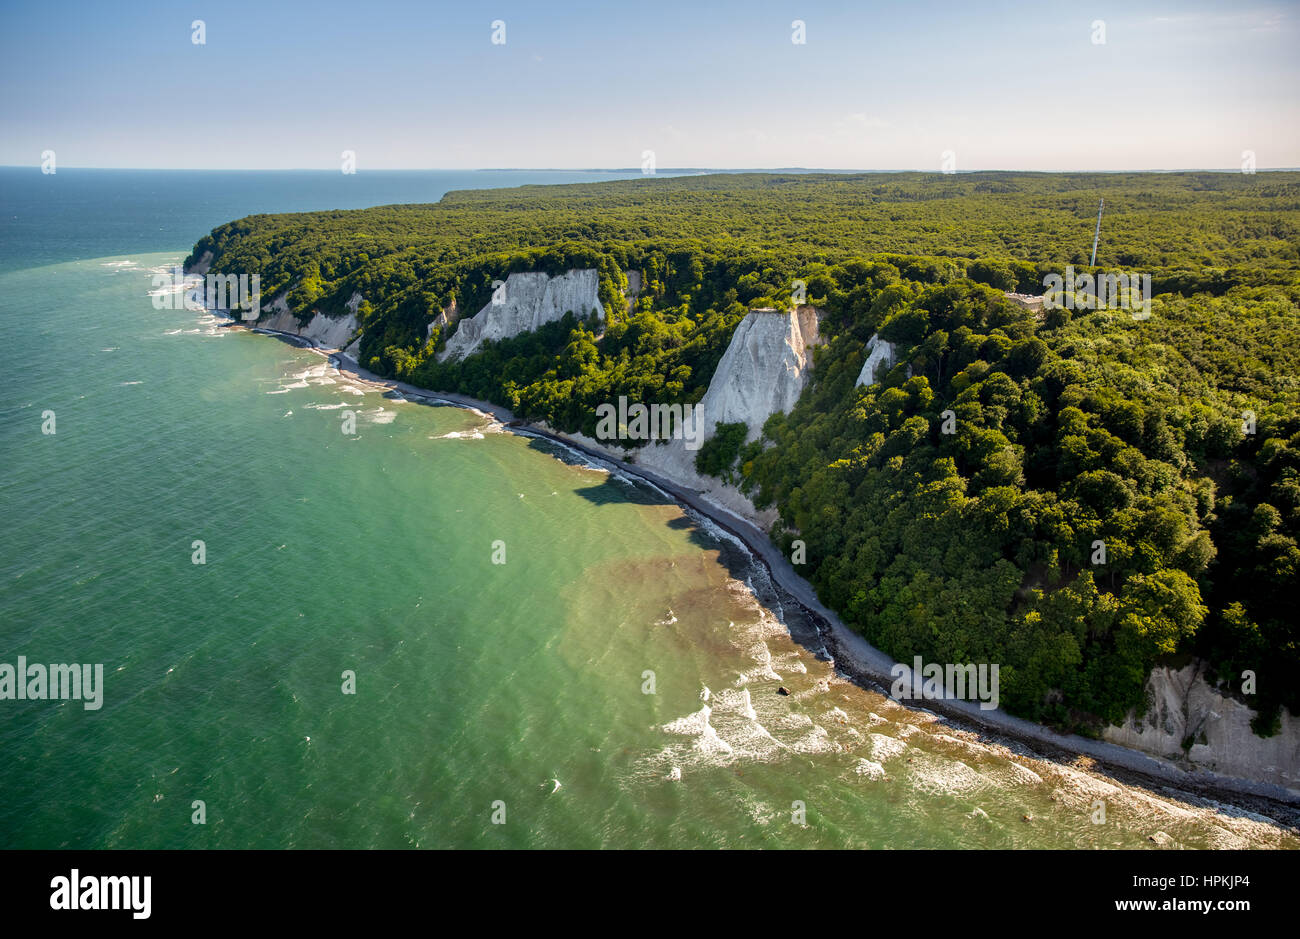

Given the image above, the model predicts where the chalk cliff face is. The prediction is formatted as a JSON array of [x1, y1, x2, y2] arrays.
[[855, 334, 897, 387], [696, 306, 820, 442], [619, 305, 822, 526], [437, 269, 604, 363], [1104, 664, 1300, 791], [255, 292, 360, 352], [427, 300, 459, 338]]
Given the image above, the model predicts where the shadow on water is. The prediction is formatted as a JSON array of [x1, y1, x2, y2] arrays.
[[247, 361, 1300, 829], [524, 436, 1300, 827], [524, 435, 830, 661]]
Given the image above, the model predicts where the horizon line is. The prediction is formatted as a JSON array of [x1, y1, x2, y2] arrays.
[[3, 165, 1298, 174]]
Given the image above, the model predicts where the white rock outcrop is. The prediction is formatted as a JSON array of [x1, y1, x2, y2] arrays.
[[606, 305, 822, 527], [694, 306, 820, 442], [437, 269, 604, 362], [256, 294, 299, 333], [1103, 663, 1300, 790], [855, 334, 897, 387], [427, 299, 459, 338], [299, 311, 357, 349], [255, 292, 360, 352]]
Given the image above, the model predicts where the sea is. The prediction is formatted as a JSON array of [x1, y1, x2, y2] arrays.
[[0, 167, 1295, 848]]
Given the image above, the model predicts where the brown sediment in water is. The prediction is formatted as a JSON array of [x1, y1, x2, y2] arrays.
[[228, 320, 1300, 824]]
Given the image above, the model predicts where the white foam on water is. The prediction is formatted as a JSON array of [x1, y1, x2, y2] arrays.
[[721, 719, 786, 760], [994, 762, 1044, 788], [738, 640, 783, 684], [518, 432, 635, 480], [771, 651, 808, 674], [867, 733, 908, 762], [654, 683, 794, 769], [710, 687, 786, 760], [788, 723, 837, 754], [714, 687, 755, 720], [1129, 791, 1201, 821], [774, 712, 815, 731], [681, 506, 754, 562], [147, 278, 201, 298], [291, 364, 331, 382], [724, 579, 788, 640], [905, 753, 990, 797], [662, 704, 714, 737], [366, 408, 397, 425], [430, 430, 485, 440], [1047, 765, 1125, 808], [1202, 826, 1249, 849], [854, 759, 887, 780], [695, 724, 733, 757]]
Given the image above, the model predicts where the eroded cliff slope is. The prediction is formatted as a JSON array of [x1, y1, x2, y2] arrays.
[[438, 270, 604, 363]]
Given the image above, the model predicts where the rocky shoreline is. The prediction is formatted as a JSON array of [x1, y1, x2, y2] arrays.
[[234, 321, 1300, 821]]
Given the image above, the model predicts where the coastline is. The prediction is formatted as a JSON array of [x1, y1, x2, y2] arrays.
[[239, 322, 1300, 818]]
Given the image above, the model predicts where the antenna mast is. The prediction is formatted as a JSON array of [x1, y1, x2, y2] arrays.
[[1090, 198, 1104, 267]]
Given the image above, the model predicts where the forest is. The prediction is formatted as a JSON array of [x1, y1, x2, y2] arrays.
[[188, 171, 1300, 736]]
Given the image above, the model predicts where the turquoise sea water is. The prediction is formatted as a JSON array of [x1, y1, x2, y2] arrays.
[[1, 170, 1295, 848]]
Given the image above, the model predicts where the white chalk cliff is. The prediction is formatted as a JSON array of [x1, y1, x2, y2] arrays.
[[693, 306, 821, 442], [606, 305, 822, 526], [855, 334, 897, 387], [437, 269, 604, 363], [427, 300, 459, 338], [1103, 663, 1300, 792], [254, 291, 361, 353]]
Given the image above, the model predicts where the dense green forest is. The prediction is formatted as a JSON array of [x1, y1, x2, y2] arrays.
[[189, 171, 1300, 736]]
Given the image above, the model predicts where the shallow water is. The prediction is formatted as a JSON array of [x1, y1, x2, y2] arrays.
[[1, 252, 1295, 849]]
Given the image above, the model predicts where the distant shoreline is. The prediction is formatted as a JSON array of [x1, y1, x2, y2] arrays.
[[233, 320, 1300, 818]]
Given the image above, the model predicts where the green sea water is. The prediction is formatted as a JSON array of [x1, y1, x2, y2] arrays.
[[1, 247, 1296, 849]]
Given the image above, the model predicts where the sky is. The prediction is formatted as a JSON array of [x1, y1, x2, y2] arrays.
[[1, 0, 1296, 170]]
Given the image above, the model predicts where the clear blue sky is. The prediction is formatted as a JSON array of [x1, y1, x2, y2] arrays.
[[1, 0, 1295, 170]]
